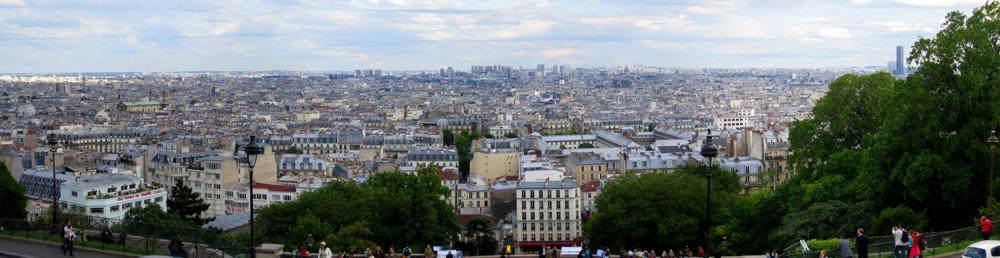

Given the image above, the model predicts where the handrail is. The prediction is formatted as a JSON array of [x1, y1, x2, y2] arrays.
[[780, 226, 981, 258]]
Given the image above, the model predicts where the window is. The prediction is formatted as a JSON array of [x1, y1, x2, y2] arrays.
[[530, 202, 535, 209], [144, 199, 150, 204], [215, 184, 221, 189], [522, 222, 527, 231], [226, 191, 234, 197], [155, 197, 163, 202], [284, 195, 292, 201], [273, 195, 281, 201], [556, 191, 560, 198], [531, 213, 535, 220], [523, 234, 527, 241], [123, 203, 132, 209], [90, 207, 104, 214], [110, 205, 119, 212], [522, 212, 526, 220], [522, 201, 526, 209], [531, 223, 535, 231], [548, 201, 552, 209], [530, 190, 534, 198], [547, 190, 552, 198], [71, 191, 78, 197], [107, 187, 117, 193], [540, 213, 544, 220]]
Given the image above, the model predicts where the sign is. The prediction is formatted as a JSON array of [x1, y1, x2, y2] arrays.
[[118, 189, 166, 201], [799, 239, 810, 253]]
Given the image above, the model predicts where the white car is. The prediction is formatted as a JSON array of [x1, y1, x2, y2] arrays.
[[963, 240, 1000, 258]]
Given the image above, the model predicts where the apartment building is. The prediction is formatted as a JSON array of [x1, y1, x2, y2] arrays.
[[514, 179, 583, 253]]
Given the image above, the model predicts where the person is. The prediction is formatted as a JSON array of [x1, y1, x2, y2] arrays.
[[820, 250, 829, 258], [908, 231, 922, 258], [893, 226, 906, 258], [597, 247, 606, 258], [834, 234, 853, 258], [390, 246, 396, 258], [697, 247, 704, 258], [319, 242, 334, 258], [857, 228, 870, 258], [62, 218, 75, 257], [294, 246, 301, 257], [682, 247, 690, 258], [540, 245, 547, 258], [628, 249, 634, 258], [301, 246, 311, 258], [669, 250, 676, 258], [424, 245, 435, 258], [651, 250, 657, 258], [403, 246, 412, 258], [447, 251, 454, 258], [377, 247, 387, 258], [169, 231, 186, 257], [620, 247, 627, 258], [983, 216, 993, 240], [586, 247, 593, 258], [765, 249, 777, 258]]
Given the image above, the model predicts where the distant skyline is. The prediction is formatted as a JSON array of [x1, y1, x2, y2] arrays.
[[0, 0, 987, 73]]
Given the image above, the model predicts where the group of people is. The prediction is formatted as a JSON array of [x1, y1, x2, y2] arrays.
[[814, 226, 924, 258], [298, 243, 419, 258]]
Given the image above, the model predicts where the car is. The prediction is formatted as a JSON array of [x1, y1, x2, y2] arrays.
[[963, 240, 1000, 258]]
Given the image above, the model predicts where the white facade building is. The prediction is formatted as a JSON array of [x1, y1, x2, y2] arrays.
[[514, 179, 582, 253], [60, 173, 169, 219]]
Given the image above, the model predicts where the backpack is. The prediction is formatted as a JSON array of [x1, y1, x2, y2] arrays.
[[404, 248, 412, 257], [900, 231, 908, 243], [917, 235, 926, 250]]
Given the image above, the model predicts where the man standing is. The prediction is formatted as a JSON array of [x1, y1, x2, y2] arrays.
[[376, 246, 387, 258], [424, 245, 434, 258], [983, 216, 993, 240], [539, 245, 547, 258], [893, 226, 906, 258], [597, 247, 605, 258], [834, 234, 853, 258], [857, 229, 870, 258], [169, 231, 185, 258], [319, 242, 334, 258]]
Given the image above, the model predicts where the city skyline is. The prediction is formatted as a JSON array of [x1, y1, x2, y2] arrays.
[[0, 0, 987, 73]]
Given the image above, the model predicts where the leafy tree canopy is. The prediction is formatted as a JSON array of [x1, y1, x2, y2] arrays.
[[0, 162, 27, 219]]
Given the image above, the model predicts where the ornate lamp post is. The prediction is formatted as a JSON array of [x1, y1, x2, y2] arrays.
[[307, 234, 315, 249], [700, 130, 718, 258], [720, 237, 729, 257], [989, 131, 998, 218], [48, 134, 59, 227], [245, 136, 263, 258]]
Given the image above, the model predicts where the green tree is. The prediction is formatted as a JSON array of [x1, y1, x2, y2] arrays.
[[442, 129, 455, 146], [483, 133, 495, 139], [870, 205, 929, 233], [189, 99, 197, 105], [583, 167, 738, 252], [0, 161, 27, 219], [166, 179, 211, 225], [464, 216, 498, 256], [286, 146, 303, 154], [504, 132, 518, 138], [122, 203, 194, 235], [326, 221, 377, 253], [648, 123, 656, 131], [559, 144, 566, 150], [578, 143, 595, 148]]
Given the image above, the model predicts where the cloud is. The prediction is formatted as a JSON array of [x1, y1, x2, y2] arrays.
[[815, 26, 852, 38], [0, 0, 25, 7], [888, 0, 983, 7], [860, 20, 935, 33], [538, 48, 583, 58]]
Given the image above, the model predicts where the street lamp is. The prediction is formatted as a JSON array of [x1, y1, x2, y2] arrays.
[[48, 134, 59, 228], [700, 129, 718, 258], [245, 136, 263, 258], [307, 234, 315, 249], [989, 131, 998, 218], [719, 237, 729, 256]]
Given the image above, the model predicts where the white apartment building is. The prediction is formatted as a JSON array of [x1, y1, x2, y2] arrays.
[[514, 179, 583, 253], [223, 183, 297, 214], [445, 183, 491, 215], [60, 173, 169, 219]]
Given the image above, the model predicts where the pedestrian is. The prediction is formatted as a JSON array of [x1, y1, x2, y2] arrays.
[[820, 250, 829, 258], [403, 246, 412, 258], [62, 218, 75, 257], [391, 246, 397, 258], [300, 246, 311, 257], [893, 226, 906, 258], [447, 251, 455, 258], [682, 247, 690, 258], [983, 216, 993, 240], [597, 247, 606, 258], [425, 245, 435, 258], [697, 247, 704, 258], [834, 234, 853, 258], [669, 250, 676, 258], [376, 246, 387, 258], [765, 249, 777, 258], [169, 231, 187, 257], [540, 245, 547, 258], [319, 242, 334, 258], [857, 228, 870, 258], [620, 247, 627, 258], [628, 249, 634, 258], [908, 231, 922, 258]]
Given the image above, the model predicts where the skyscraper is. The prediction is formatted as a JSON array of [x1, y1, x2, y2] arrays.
[[896, 46, 904, 75]]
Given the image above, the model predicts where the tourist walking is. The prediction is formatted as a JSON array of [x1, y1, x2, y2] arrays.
[[857, 228, 870, 258], [983, 216, 993, 240], [909, 231, 922, 258], [62, 218, 75, 257]]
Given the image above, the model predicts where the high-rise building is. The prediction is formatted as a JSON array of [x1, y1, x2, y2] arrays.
[[896, 46, 905, 75], [55, 83, 71, 94]]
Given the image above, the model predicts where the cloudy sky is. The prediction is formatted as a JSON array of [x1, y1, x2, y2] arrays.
[[0, 0, 988, 73]]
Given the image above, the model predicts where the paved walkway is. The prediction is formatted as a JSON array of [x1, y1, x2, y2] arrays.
[[0, 235, 138, 258]]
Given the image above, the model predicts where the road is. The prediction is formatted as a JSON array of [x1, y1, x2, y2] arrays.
[[0, 236, 137, 258]]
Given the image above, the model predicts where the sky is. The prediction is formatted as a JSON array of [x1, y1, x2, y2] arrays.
[[0, 0, 989, 73]]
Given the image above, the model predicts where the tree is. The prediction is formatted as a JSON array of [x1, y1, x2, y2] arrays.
[[189, 99, 197, 105], [648, 123, 656, 131], [464, 216, 498, 256], [583, 167, 738, 251], [166, 179, 211, 225], [286, 146, 303, 154], [559, 144, 566, 150], [326, 221, 377, 252], [504, 132, 518, 138], [483, 133, 495, 139], [578, 143, 595, 148], [0, 161, 27, 219], [442, 129, 455, 146], [123, 203, 194, 234]]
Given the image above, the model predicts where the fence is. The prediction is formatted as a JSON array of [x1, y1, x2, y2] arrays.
[[781, 226, 981, 258], [0, 212, 252, 258]]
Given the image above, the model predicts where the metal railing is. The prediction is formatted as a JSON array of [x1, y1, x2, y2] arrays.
[[781, 226, 981, 258], [0, 213, 252, 258]]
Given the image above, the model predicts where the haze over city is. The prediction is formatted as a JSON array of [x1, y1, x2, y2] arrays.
[[0, 0, 988, 73]]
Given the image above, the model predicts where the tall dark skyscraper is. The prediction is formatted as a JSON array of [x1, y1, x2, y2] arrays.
[[896, 46, 904, 75]]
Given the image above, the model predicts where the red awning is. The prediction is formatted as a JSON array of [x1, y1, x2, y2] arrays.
[[517, 242, 576, 247]]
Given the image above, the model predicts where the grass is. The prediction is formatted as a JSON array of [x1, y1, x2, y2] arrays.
[[0, 230, 167, 256]]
